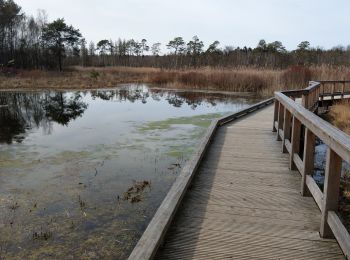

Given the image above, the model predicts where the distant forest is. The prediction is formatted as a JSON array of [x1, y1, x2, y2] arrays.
[[1, 0, 350, 72]]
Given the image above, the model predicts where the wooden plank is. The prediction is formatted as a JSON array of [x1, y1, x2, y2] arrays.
[[320, 148, 342, 238], [318, 80, 350, 84], [170, 216, 327, 241], [328, 211, 350, 259], [279, 129, 284, 141], [290, 116, 301, 170], [282, 108, 292, 153], [301, 129, 315, 196], [273, 99, 279, 132], [305, 81, 321, 92], [306, 176, 323, 210], [293, 153, 304, 176], [285, 139, 292, 154], [277, 102, 284, 141], [302, 94, 308, 108]]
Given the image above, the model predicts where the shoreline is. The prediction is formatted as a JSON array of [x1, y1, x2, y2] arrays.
[[0, 82, 261, 98]]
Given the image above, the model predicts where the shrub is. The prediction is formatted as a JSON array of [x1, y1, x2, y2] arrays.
[[90, 70, 100, 80]]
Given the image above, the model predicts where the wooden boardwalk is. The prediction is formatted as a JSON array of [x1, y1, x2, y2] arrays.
[[155, 105, 345, 260]]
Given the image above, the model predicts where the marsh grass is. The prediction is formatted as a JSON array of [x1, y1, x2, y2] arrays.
[[1, 65, 350, 96], [327, 100, 350, 134]]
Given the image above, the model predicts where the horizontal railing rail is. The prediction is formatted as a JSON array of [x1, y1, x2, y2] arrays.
[[273, 81, 350, 259], [128, 98, 274, 260]]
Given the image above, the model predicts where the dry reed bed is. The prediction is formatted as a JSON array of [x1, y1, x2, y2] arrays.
[[1, 65, 350, 96], [327, 100, 350, 135]]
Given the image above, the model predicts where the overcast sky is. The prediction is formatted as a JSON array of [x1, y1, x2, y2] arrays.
[[16, 0, 350, 51]]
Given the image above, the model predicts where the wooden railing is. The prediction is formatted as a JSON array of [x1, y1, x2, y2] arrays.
[[302, 81, 321, 111], [273, 81, 350, 258], [319, 80, 350, 100]]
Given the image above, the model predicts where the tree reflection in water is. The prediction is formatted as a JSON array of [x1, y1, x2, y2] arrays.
[[89, 86, 224, 109], [43, 92, 88, 125], [0, 85, 250, 144], [0, 92, 88, 144]]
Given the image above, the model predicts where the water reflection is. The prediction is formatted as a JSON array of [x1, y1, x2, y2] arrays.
[[0, 92, 88, 144], [0, 86, 255, 144]]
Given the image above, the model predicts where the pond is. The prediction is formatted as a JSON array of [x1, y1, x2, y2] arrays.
[[0, 84, 261, 259]]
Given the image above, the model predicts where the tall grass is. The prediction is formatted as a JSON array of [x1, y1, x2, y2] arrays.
[[327, 100, 350, 135], [147, 68, 280, 93], [1, 65, 350, 96]]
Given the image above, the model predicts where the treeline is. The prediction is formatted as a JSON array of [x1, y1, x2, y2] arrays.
[[0, 0, 81, 71], [76, 38, 350, 69], [1, 0, 350, 72]]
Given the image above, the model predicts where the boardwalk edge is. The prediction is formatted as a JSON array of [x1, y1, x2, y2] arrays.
[[127, 97, 274, 260]]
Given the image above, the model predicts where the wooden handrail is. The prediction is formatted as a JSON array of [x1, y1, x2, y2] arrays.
[[305, 81, 321, 91], [273, 81, 350, 259], [275, 92, 350, 162], [318, 80, 350, 84]]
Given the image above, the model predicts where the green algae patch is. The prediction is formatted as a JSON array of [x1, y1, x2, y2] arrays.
[[47, 150, 93, 164], [0, 158, 42, 169], [139, 113, 223, 131], [165, 147, 194, 158], [0, 159, 24, 168]]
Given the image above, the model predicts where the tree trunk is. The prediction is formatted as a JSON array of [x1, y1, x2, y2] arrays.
[[58, 50, 62, 71]]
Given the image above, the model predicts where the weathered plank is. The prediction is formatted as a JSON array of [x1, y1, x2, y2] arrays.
[[301, 129, 315, 196], [328, 211, 350, 259], [320, 148, 342, 238], [154, 105, 344, 260], [306, 175, 323, 210]]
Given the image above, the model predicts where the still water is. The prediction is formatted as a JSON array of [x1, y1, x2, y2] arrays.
[[0, 84, 261, 259]]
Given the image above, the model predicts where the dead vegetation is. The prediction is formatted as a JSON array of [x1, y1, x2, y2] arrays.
[[326, 100, 350, 134], [32, 229, 52, 241], [1, 65, 350, 96], [8, 201, 19, 211], [78, 195, 86, 210], [123, 180, 151, 203]]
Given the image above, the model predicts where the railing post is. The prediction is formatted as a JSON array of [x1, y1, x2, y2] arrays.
[[282, 108, 291, 153], [331, 83, 335, 100], [290, 116, 301, 170], [341, 82, 345, 98], [302, 93, 308, 109], [301, 129, 315, 196], [320, 148, 342, 238], [276, 102, 284, 141], [273, 100, 279, 132], [320, 83, 324, 101]]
